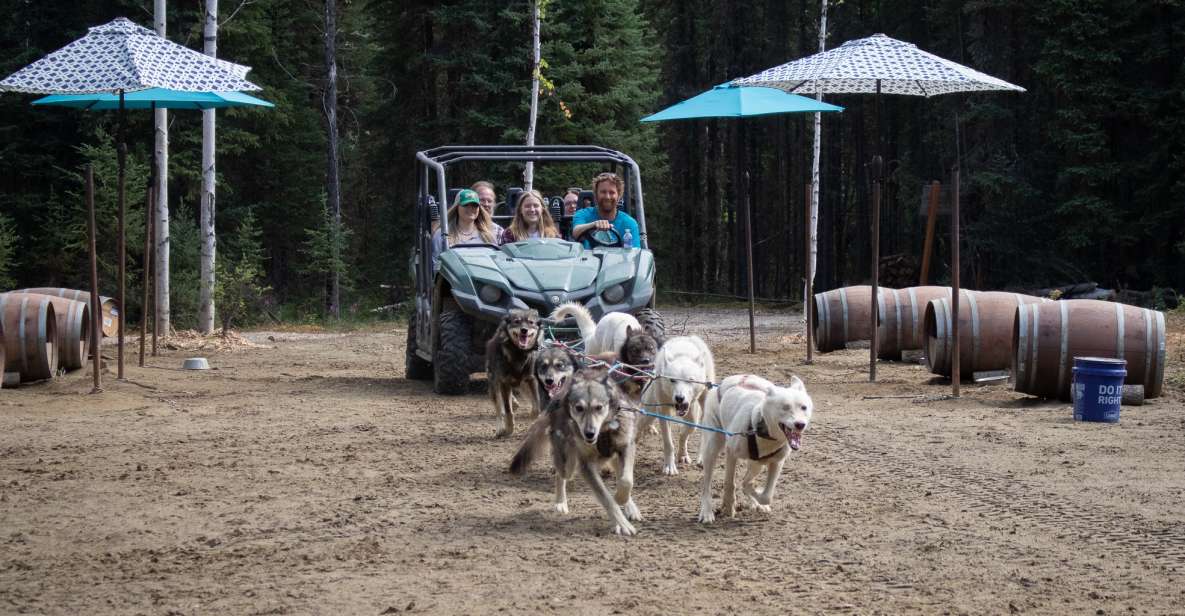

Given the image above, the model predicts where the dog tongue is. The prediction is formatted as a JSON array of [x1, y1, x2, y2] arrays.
[[789, 431, 802, 451], [547, 382, 564, 397], [518, 332, 531, 347], [675, 402, 690, 417]]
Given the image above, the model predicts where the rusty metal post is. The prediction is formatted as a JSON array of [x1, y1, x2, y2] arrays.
[[951, 165, 961, 397], [920, 180, 940, 285], [140, 184, 153, 367], [86, 165, 103, 393], [870, 156, 883, 382], [744, 172, 756, 354], [804, 182, 813, 364]]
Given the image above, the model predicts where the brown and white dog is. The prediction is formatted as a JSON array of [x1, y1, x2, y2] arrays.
[[697, 374, 814, 523], [486, 308, 542, 437]]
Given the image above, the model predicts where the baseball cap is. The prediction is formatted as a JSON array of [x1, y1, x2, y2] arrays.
[[455, 189, 480, 207]]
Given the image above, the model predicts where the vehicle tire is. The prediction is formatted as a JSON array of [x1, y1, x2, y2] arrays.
[[433, 307, 473, 395], [405, 314, 433, 380], [635, 307, 666, 341]]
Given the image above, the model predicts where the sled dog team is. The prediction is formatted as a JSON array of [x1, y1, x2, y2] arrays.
[[487, 303, 814, 536]]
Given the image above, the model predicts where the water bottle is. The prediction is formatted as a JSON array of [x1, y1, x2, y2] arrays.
[[622, 228, 633, 246]]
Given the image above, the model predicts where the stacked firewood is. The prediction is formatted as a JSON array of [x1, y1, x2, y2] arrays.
[[878, 254, 920, 289]]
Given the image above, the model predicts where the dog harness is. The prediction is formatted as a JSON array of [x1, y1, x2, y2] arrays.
[[746, 417, 786, 461]]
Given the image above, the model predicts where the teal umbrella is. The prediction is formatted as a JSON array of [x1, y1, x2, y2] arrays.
[[641, 83, 843, 352], [641, 83, 842, 122], [32, 88, 273, 110]]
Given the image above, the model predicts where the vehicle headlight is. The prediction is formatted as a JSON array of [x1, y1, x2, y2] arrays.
[[479, 284, 503, 304], [602, 283, 626, 304]]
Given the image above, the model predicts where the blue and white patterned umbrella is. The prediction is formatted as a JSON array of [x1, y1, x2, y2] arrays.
[[733, 33, 1024, 97], [0, 17, 259, 95]]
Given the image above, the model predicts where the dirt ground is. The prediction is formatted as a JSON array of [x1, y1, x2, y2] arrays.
[[2, 306, 1183, 615]]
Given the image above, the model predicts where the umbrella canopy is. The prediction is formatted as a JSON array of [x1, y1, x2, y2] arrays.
[[733, 33, 1024, 97], [0, 17, 259, 95], [641, 83, 843, 122], [33, 88, 274, 110]]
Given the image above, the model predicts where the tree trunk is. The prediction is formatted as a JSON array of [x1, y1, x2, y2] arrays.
[[807, 0, 827, 299], [523, 0, 540, 191], [324, 0, 342, 319], [154, 0, 170, 336], [199, 0, 218, 334]]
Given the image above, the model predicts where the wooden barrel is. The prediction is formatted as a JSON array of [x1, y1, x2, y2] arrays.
[[877, 286, 951, 360], [812, 286, 892, 352], [14, 288, 119, 337], [924, 291, 1048, 379], [1, 293, 90, 371], [1013, 299, 1166, 400], [0, 294, 59, 382]]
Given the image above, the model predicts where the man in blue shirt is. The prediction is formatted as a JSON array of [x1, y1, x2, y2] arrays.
[[571, 172, 641, 248]]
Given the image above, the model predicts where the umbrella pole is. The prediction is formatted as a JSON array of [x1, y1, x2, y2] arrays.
[[744, 171, 755, 354], [86, 165, 103, 394], [804, 182, 813, 364], [869, 81, 883, 382], [870, 156, 882, 382], [117, 90, 126, 380], [951, 169, 962, 397]]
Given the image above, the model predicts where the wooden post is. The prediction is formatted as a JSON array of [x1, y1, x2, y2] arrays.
[[869, 156, 882, 382], [140, 184, 153, 367], [151, 207, 158, 356], [920, 180, 940, 285], [951, 165, 961, 397], [86, 165, 102, 394], [804, 182, 813, 364]]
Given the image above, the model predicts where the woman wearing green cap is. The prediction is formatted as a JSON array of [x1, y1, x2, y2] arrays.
[[430, 188, 499, 271]]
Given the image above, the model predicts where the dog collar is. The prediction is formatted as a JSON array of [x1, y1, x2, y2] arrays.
[[746, 417, 786, 461]]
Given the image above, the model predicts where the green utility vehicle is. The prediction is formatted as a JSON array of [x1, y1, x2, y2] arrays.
[[407, 145, 663, 394]]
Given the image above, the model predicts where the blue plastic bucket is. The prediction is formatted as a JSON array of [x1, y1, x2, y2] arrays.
[[1072, 357, 1126, 423]]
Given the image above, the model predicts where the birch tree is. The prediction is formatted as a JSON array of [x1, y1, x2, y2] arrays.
[[807, 0, 828, 300], [523, 0, 542, 191], [323, 0, 342, 318], [198, 0, 218, 333], [154, 0, 170, 335]]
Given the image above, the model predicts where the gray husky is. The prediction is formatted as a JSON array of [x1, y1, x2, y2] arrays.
[[510, 366, 642, 536], [486, 309, 542, 437]]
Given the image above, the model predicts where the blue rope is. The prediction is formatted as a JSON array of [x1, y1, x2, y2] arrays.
[[627, 405, 742, 437]]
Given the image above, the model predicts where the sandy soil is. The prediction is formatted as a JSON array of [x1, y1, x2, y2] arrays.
[[1, 306, 1183, 615]]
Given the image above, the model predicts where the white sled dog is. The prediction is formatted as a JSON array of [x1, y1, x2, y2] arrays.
[[697, 374, 814, 524], [550, 302, 643, 360], [637, 335, 716, 475]]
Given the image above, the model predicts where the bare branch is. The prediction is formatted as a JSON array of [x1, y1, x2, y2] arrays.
[[220, 0, 256, 26], [270, 46, 317, 89]]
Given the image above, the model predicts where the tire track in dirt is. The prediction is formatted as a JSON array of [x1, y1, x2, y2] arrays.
[[811, 422, 1185, 569]]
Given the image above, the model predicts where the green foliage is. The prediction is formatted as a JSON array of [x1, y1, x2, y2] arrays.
[[302, 202, 354, 316], [1, 0, 1182, 314], [215, 211, 270, 333], [0, 212, 17, 290]]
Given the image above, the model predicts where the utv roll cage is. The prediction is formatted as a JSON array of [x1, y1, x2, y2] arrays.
[[415, 145, 649, 247]]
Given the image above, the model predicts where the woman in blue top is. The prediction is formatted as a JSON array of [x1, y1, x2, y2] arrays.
[[570, 172, 640, 248]]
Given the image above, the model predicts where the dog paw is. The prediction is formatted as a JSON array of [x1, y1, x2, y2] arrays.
[[677, 452, 692, 465], [613, 521, 638, 536], [722, 501, 737, 518], [495, 427, 512, 438], [623, 500, 643, 521], [553, 502, 569, 514], [661, 462, 679, 476], [698, 507, 716, 524], [648, 424, 659, 436], [753, 502, 772, 514]]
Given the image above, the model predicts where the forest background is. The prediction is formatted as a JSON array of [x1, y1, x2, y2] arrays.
[[1, 0, 1183, 326]]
